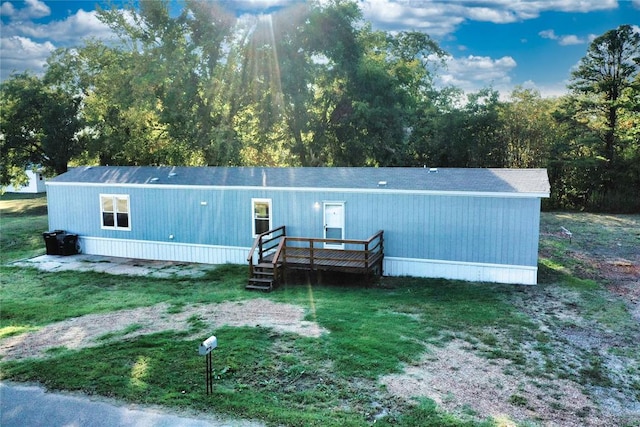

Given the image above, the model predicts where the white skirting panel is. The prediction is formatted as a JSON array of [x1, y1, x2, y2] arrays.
[[383, 256, 538, 285], [78, 237, 249, 265]]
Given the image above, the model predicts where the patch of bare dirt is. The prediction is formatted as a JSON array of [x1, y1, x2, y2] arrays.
[[381, 339, 612, 427], [0, 299, 327, 361], [380, 276, 640, 426], [601, 259, 640, 321]]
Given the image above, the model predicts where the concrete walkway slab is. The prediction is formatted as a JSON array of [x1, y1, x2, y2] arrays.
[[11, 254, 219, 278]]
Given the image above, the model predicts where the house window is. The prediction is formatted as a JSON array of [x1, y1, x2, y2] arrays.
[[100, 194, 130, 230], [252, 198, 272, 236]]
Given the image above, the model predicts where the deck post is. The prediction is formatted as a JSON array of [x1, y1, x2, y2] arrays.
[[364, 241, 369, 269], [379, 232, 384, 276], [309, 240, 314, 270]]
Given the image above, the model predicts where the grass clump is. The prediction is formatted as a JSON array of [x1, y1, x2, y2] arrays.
[[376, 398, 493, 427], [96, 324, 145, 342]]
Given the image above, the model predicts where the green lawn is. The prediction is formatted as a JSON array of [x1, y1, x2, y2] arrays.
[[1, 194, 638, 426], [0, 193, 48, 264]]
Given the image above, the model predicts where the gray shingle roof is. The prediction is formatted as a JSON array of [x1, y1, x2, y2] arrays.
[[48, 166, 550, 196]]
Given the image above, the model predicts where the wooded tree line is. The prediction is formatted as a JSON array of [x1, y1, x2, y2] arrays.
[[1, 1, 639, 211]]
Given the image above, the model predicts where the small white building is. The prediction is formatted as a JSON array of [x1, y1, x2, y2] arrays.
[[5, 169, 47, 193]]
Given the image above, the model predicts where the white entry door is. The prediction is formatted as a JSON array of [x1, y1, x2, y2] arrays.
[[323, 202, 345, 249]]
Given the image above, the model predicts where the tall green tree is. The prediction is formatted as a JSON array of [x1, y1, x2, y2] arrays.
[[409, 87, 504, 168], [0, 73, 82, 187], [94, 0, 238, 166], [301, 2, 446, 166], [567, 24, 640, 209], [228, 1, 446, 167], [498, 87, 557, 168]]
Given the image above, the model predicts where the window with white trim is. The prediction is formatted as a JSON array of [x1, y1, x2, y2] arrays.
[[100, 194, 130, 230], [252, 198, 272, 236]]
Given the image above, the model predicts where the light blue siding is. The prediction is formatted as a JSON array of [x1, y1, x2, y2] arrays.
[[47, 184, 541, 268]]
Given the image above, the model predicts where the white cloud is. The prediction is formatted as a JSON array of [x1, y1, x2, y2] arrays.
[[12, 9, 113, 44], [0, 2, 15, 17], [360, 0, 619, 36], [359, 0, 465, 36], [558, 34, 583, 46], [461, 5, 520, 24], [228, 0, 299, 12], [539, 29, 557, 40], [1, 0, 50, 20], [520, 79, 569, 98], [437, 54, 517, 93], [2, 9, 113, 43], [0, 35, 55, 79], [538, 29, 587, 45], [0, 7, 116, 81], [24, 0, 49, 18]]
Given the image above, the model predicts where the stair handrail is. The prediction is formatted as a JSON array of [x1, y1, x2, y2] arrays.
[[247, 225, 286, 263], [272, 236, 287, 267]]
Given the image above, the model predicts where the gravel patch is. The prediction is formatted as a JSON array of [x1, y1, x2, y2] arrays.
[[0, 299, 327, 361], [11, 255, 218, 279], [380, 339, 617, 427]]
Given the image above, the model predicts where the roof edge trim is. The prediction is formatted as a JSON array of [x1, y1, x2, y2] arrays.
[[46, 181, 550, 198]]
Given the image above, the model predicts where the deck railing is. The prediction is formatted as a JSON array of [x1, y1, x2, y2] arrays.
[[247, 225, 286, 272], [274, 230, 384, 272], [248, 227, 384, 285]]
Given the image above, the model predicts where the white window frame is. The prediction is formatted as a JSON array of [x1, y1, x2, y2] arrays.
[[251, 198, 272, 237], [100, 194, 131, 231]]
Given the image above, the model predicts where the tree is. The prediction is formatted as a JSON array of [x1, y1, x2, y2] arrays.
[[0, 73, 82, 187], [94, 0, 239, 166], [498, 87, 557, 168], [566, 24, 640, 210]]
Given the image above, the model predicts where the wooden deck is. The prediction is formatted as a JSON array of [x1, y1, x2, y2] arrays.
[[246, 226, 384, 291]]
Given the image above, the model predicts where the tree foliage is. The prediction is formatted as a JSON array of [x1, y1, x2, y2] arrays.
[[0, 72, 82, 187], [1, 3, 638, 211], [563, 24, 640, 210]]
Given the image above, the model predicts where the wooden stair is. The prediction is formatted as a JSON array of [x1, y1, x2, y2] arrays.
[[246, 226, 286, 292], [246, 262, 277, 291]]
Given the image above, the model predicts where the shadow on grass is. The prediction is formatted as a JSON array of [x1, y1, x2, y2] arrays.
[[537, 257, 599, 290], [0, 193, 48, 217]]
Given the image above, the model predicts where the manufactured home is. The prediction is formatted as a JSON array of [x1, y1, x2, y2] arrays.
[[46, 166, 550, 286]]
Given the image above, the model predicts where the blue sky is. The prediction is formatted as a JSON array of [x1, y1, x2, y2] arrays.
[[1, 0, 639, 97]]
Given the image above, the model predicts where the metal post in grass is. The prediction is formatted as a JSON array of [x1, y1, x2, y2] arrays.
[[199, 335, 217, 395]]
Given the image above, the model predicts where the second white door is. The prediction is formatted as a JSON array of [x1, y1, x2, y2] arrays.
[[323, 202, 345, 249]]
